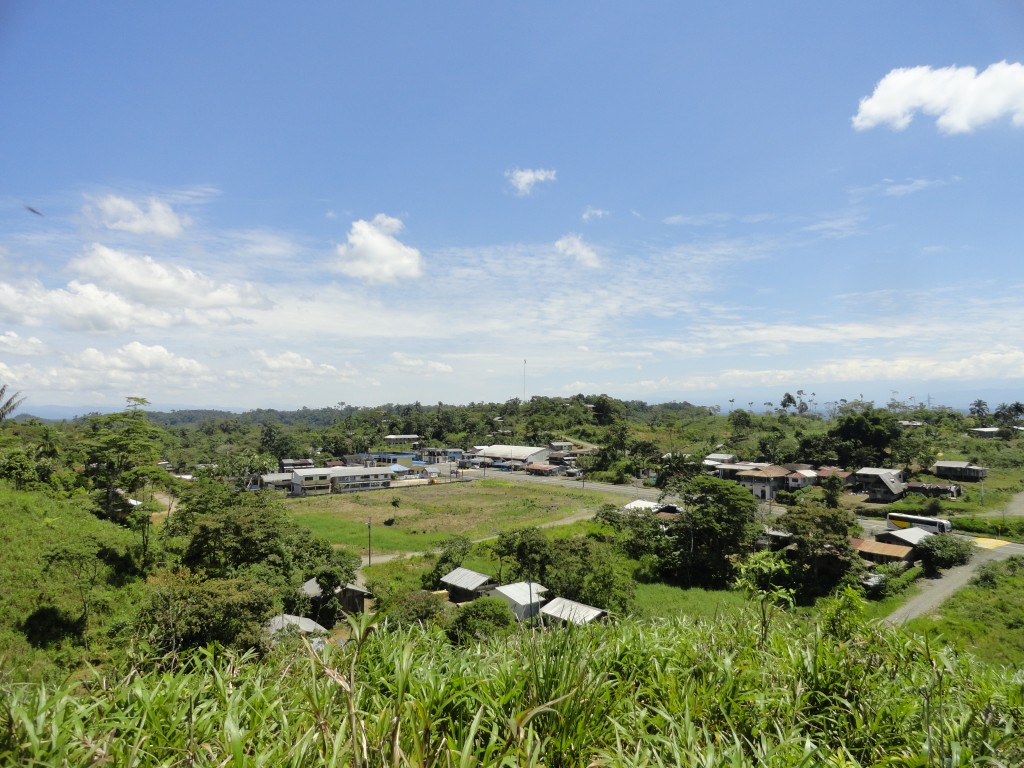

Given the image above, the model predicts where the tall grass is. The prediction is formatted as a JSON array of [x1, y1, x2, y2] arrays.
[[2, 609, 1023, 766]]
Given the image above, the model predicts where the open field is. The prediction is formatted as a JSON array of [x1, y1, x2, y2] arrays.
[[284, 478, 624, 555]]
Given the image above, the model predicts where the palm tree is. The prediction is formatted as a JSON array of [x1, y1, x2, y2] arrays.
[[0, 384, 24, 424]]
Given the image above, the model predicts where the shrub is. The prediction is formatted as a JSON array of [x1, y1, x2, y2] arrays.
[[445, 597, 515, 645], [917, 534, 974, 576]]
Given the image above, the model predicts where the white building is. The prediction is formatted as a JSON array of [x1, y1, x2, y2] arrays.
[[489, 581, 548, 621]]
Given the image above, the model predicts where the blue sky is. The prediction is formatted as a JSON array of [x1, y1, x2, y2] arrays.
[[3, 2, 1024, 413]]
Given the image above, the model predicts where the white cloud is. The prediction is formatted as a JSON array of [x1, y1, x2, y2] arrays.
[[254, 351, 338, 375], [801, 211, 863, 239], [853, 61, 1024, 134], [0, 331, 46, 356], [554, 234, 601, 269], [505, 167, 557, 196], [87, 194, 191, 236], [72, 342, 207, 374], [70, 244, 266, 310], [332, 214, 423, 284], [391, 352, 453, 376], [582, 206, 609, 221], [883, 178, 940, 196]]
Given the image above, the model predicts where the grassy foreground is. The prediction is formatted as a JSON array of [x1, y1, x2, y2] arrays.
[[3, 611, 1023, 767], [284, 479, 623, 554]]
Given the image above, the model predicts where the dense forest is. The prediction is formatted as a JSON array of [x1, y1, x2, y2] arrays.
[[3, 388, 1024, 764]]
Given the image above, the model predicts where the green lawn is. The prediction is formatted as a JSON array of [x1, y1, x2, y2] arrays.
[[285, 479, 623, 554]]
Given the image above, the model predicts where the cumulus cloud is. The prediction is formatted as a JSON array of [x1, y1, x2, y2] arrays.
[[0, 331, 46, 356], [70, 244, 266, 309], [554, 234, 601, 269], [853, 61, 1024, 133], [72, 343, 207, 377], [505, 167, 557, 196], [86, 194, 191, 236], [391, 352, 453, 375], [333, 214, 423, 284], [582, 206, 609, 221]]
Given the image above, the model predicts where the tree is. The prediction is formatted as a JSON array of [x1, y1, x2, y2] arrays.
[[776, 502, 858, 602], [917, 534, 974, 576], [660, 476, 760, 588], [85, 404, 164, 519], [446, 597, 515, 645], [544, 538, 634, 613], [492, 528, 552, 583], [821, 474, 844, 509], [422, 535, 472, 589], [969, 399, 990, 422], [0, 383, 25, 424], [134, 568, 278, 654], [828, 408, 899, 467]]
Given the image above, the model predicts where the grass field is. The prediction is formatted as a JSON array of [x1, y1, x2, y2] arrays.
[[631, 582, 749, 621], [284, 479, 624, 554], [905, 556, 1024, 666]]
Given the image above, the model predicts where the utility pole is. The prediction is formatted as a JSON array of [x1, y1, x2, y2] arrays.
[[367, 516, 372, 566]]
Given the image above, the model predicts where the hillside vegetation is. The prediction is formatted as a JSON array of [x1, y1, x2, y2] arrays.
[[3, 609, 1023, 767]]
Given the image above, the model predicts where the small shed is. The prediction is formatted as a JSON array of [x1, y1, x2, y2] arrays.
[[440, 567, 495, 602], [540, 597, 606, 625], [340, 583, 374, 614], [490, 581, 548, 621]]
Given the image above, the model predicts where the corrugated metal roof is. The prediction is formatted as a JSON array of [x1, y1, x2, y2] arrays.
[[266, 614, 328, 634], [881, 527, 932, 546], [540, 597, 605, 625], [493, 581, 548, 607], [850, 538, 913, 559], [440, 567, 493, 591]]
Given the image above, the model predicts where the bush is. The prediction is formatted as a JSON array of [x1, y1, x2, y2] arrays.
[[445, 597, 515, 645], [917, 534, 974, 576]]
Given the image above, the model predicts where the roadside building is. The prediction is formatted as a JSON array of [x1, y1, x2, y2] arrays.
[[932, 460, 988, 482], [735, 466, 793, 501]]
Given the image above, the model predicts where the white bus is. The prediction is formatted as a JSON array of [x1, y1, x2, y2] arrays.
[[885, 512, 952, 534]]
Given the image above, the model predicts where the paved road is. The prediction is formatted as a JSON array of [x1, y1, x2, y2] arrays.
[[882, 531, 1024, 625]]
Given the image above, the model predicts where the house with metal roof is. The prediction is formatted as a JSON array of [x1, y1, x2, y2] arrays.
[[735, 465, 793, 501], [291, 467, 333, 496], [489, 581, 548, 621], [876, 526, 932, 548], [440, 567, 495, 602], [849, 537, 915, 565], [259, 472, 293, 491], [854, 468, 907, 503], [540, 597, 606, 625], [932, 460, 988, 482], [328, 465, 392, 492]]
